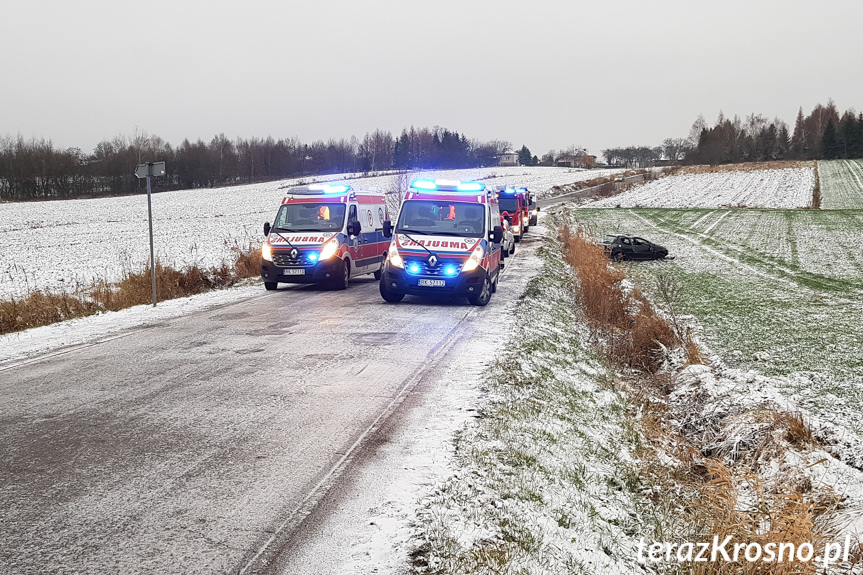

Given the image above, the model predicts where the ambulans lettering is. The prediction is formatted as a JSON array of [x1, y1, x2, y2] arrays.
[[269, 234, 333, 245], [398, 235, 471, 251]]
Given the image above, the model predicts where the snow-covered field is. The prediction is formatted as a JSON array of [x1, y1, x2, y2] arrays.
[[0, 167, 618, 300], [6, 164, 863, 573], [587, 167, 815, 209], [819, 159, 863, 209]]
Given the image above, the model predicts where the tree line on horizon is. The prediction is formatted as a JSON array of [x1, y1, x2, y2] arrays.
[[0, 127, 513, 201], [3, 100, 862, 201], [603, 100, 863, 168]]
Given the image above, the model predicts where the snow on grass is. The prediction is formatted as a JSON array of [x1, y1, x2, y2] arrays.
[[819, 159, 863, 209], [564, 206, 863, 489], [411, 229, 655, 575], [587, 168, 814, 209], [0, 167, 614, 300]]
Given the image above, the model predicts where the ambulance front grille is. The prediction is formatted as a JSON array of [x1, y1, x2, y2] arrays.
[[273, 253, 314, 267]]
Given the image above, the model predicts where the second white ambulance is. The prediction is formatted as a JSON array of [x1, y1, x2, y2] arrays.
[[379, 179, 504, 306]]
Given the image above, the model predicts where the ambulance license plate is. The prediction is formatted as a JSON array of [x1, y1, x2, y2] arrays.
[[419, 279, 445, 287], [282, 268, 305, 276]]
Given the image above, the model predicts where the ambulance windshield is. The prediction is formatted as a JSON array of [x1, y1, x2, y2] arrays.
[[396, 200, 485, 238], [273, 203, 346, 232]]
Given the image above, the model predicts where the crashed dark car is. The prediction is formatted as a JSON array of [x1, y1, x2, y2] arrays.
[[600, 234, 669, 261]]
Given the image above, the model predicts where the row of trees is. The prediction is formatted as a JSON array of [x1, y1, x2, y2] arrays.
[[0, 127, 513, 201], [688, 101, 863, 165], [601, 101, 863, 168]]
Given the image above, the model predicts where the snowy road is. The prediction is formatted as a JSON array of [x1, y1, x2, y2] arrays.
[[0, 272, 506, 574]]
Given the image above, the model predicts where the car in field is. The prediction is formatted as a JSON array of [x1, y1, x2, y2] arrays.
[[600, 234, 669, 261]]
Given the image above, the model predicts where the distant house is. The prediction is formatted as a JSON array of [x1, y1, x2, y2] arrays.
[[498, 152, 519, 167], [555, 151, 596, 168]]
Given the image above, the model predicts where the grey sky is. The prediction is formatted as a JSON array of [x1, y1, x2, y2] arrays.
[[2, 0, 861, 159]]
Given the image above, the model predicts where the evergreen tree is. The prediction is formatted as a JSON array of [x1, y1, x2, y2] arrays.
[[822, 119, 839, 160], [517, 145, 532, 166], [790, 107, 806, 159]]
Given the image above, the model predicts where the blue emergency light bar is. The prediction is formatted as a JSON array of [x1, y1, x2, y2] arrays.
[[410, 179, 438, 190], [408, 179, 486, 192], [288, 183, 352, 195], [319, 184, 351, 194]]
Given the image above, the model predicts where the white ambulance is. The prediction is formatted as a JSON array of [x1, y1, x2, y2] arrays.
[[260, 183, 389, 290], [379, 179, 504, 306]]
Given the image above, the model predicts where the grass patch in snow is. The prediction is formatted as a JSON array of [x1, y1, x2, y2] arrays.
[[411, 228, 653, 574], [555, 214, 863, 574]]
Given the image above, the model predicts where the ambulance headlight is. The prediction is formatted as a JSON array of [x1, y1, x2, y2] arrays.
[[262, 243, 273, 262], [387, 244, 404, 268], [462, 244, 485, 272], [320, 238, 339, 260], [512, 225, 520, 234]]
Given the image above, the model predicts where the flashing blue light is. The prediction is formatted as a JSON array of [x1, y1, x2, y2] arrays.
[[502, 187, 516, 195], [308, 252, 319, 262], [444, 266, 458, 276], [322, 184, 350, 194], [410, 179, 437, 190], [516, 187, 527, 193], [456, 182, 484, 192], [408, 263, 421, 274]]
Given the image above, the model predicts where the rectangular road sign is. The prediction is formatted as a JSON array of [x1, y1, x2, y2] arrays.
[[134, 161, 166, 179]]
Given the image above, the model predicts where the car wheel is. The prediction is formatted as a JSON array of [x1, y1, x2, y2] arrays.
[[379, 277, 404, 303], [468, 274, 492, 306], [264, 281, 278, 291], [612, 251, 625, 262], [333, 259, 350, 290], [373, 266, 383, 280]]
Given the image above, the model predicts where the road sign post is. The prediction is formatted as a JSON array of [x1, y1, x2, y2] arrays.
[[134, 161, 166, 307]]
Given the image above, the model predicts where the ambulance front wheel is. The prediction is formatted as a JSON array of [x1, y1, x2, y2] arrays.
[[468, 274, 492, 306], [379, 278, 405, 303], [332, 259, 350, 290], [264, 281, 278, 291]]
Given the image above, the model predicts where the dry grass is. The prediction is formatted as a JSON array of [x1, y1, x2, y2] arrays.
[[559, 226, 677, 372], [812, 162, 822, 209], [0, 243, 262, 335], [557, 223, 856, 574]]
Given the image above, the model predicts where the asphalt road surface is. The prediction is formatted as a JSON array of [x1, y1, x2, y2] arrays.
[[0, 262, 516, 574]]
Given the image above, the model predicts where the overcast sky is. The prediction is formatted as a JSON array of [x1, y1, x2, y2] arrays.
[[2, 0, 861, 159]]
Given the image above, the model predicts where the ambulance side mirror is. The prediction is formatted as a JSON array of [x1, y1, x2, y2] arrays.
[[491, 225, 503, 244], [382, 220, 393, 238], [347, 221, 361, 237], [263, 222, 271, 236]]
